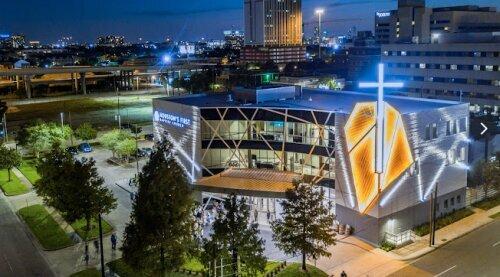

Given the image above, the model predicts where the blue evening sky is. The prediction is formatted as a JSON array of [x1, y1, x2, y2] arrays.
[[1, 0, 499, 43]]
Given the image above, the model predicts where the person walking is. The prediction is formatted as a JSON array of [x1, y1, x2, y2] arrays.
[[93, 240, 99, 254], [111, 233, 117, 250]]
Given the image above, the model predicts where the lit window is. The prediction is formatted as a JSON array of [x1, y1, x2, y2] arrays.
[[473, 65, 480, 71], [419, 63, 426, 69], [450, 64, 457, 70], [486, 65, 493, 71]]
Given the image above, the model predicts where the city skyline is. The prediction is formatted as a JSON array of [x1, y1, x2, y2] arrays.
[[1, 0, 499, 43]]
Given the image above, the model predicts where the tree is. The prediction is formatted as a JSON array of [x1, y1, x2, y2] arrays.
[[34, 144, 116, 238], [271, 181, 335, 272], [74, 123, 97, 141], [468, 159, 486, 188], [202, 194, 266, 276], [121, 140, 196, 274], [25, 122, 72, 157], [0, 145, 22, 181], [115, 138, 136, 162], [100, 129, 131, 157], [482, 160, 500, 197]]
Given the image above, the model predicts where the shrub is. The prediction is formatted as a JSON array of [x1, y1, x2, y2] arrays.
[[380, 240, 396, 252]]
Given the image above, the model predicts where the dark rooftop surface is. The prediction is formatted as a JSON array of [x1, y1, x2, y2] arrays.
[[158, 88, 460, 114]]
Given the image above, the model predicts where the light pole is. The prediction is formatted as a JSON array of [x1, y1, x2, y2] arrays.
[[315, 8, 325, 60], [162, 55, 172, 96], [60, 112, 64, 129]]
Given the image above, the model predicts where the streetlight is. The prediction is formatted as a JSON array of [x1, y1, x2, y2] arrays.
[[161, 54, 172, 96], [60, 112, 64, 129], [315, 8, 325, 60]]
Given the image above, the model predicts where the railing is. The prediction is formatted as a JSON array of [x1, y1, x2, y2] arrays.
[[466, 185, 498, 206], [384, 229, 416, 247]]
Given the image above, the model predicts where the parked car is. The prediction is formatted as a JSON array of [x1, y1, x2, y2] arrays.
[[78, 143, 93, 153], [121, 123, 133, 130], [144, 133, 154, 141], [135, 148, 147, 158], [66, 146, 78, 155], [141, 147, 153, 156], [130, 125, 142, 134]]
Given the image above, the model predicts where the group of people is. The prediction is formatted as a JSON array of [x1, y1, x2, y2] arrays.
[[83, 233, 118, 266]]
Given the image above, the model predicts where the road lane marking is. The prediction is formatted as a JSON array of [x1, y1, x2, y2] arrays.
[[493, 241, 500, 247], [435, 265, 457, 277]]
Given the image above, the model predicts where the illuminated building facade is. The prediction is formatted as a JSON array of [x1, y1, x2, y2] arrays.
[[153, 85, 469, 245], [243, 0, 305, 63]]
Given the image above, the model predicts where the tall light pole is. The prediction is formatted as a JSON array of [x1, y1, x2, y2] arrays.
[[315, 8, 325, 60]]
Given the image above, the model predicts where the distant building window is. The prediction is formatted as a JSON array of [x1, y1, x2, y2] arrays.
[[451, 197, 455, 206], [473, 65, 480, 71], [457, 195, 461, 203], [419, 63, 426, 69], [444, 199, 448, 209], [486, 65, 493, 72], [450, 64, 457, 70]]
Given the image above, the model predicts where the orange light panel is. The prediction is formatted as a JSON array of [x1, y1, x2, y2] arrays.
[[345, 102, 414, 214]]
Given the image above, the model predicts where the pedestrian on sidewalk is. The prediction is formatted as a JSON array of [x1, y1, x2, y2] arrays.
[[111, 233, 117, 250], [340, 270, 347, 277], [84, 253, 90, 266], [93, 240, 99, 253]]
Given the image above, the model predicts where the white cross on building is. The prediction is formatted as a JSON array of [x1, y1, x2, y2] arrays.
[[359, 63, 403, 175]]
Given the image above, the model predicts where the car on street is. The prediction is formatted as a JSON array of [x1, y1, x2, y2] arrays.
[[66, 146, 78, 155], [141, 147, 153, 156], [78, 143, 93, 153], [121, 123, 133, 130]]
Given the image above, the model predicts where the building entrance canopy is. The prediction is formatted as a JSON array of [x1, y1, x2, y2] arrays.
[[195, 168, 299, 198]]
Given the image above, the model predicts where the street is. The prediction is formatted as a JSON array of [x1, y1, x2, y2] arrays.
[[390, 219, 500, 277], [0, 196, 53, 277]]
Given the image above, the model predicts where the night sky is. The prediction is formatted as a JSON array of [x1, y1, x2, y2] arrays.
[[1, 0, 499, 43]]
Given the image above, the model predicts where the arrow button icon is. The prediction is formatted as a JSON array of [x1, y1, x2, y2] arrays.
[[480, 122, 488, 135]]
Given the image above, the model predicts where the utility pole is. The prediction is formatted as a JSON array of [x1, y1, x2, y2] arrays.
[[2, 114, 7, 143], [429, 182, 438, 246], [135, 125, 139, 176], [98, 213, 105, 277]]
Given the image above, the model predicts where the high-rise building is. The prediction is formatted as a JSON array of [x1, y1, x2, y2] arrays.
[[374, 0, 500, 111], [223, 30, 245, 50], [375, 0, 500, 44], [242, 0, 306, 63]]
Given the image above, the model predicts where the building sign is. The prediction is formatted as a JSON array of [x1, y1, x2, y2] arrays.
[[376, 12, 391, 17], [154, 110, 191, 128]]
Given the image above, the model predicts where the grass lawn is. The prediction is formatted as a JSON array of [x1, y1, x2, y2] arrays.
[[413, 208, 475, 236], [18, 159, 41, 185], [70, 268, 100, 277], [276, 263, 328, 277], [490, 212, 500, 219], [18, 204, 74, 250], [71, 217, 113, 241], [472, 194, 500, 211], [108, 258, 282, 277], [0, 169, 29, 196]]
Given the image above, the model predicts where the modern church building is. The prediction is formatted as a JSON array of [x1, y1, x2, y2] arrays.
[[152, 72, 469, 245]]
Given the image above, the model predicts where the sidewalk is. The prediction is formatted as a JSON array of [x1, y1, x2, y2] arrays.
[[5, 165, 122, 277], [388, 205, 500, 261], [313, 204, 500, 276]]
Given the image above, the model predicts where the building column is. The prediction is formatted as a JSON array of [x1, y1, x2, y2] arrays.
[[80, 73, 87, 95], [24, 75, 32, 99], [15, 75, 20, 90]]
